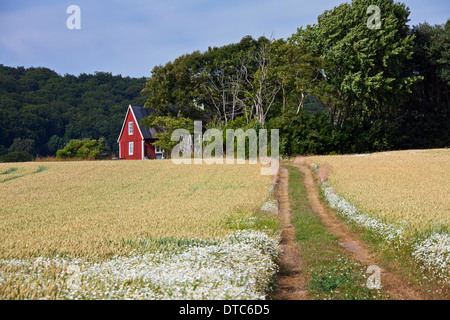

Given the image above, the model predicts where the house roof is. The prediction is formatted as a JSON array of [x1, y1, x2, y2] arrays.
[[117, 105, 162, 142], [130, 106, 163, 139]]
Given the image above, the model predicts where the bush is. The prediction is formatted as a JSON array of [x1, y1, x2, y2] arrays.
[[56, 138, 105, 160], [47, 135, 67, 154], [0, 151, 34, 163], [9, 138, 35, 154]]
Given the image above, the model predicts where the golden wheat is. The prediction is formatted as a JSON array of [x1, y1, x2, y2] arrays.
[[308, 149, 450, 232], [0, 160, 272, 259]]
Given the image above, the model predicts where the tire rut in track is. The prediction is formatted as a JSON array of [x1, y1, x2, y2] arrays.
[[272, 166, 308, 300], [293, 156, 426, 300]]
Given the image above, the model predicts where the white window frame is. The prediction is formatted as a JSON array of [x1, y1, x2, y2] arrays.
[[155, 146, 163, 154], [128, 122, 133, 135], [129, 141, 134, 155]]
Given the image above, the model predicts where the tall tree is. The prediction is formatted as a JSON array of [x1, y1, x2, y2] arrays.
[[396, 21, 450, 148], [272, 39, 324, 116], [141, 51, 206, 120], [240, 37, 280, 127], [290, 0, 420, 129]]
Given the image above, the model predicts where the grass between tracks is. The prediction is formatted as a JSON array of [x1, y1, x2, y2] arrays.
[[286, 166, 388, 300]]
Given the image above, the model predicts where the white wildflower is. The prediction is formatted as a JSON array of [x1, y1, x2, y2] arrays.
[[0, 230, 280, 300], [412, 233, 450, 284]]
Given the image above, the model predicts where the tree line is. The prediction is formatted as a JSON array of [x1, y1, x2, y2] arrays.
[[0, 67, 148, 161], [142, 0, 449, 156], [0, 0, 448, 162]]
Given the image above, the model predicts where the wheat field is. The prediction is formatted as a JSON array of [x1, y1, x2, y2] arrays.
[[0, 160, 273, 259], [308, 149, 450, 232]]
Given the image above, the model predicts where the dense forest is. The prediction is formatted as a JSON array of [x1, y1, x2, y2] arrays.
[[141, 0, 449, 156], [0, 0, 448, 161], [0, 68, 148, 159]]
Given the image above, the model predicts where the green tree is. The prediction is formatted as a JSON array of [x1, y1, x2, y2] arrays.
[[9, 138, 35, 154], [237, 37, 280, 127], [0, 145, 8, 157], [199, 36, 261, 125], [140, 115, 194, 159], [141, 36, 264, 124], [0, 151, 34, 163], [272, 39, 324, 117], [47, 135, 67, 154], [141, 52, 206, 120], [290, 0, 420, 130], [56, 138, 105, 160], [394, 21, 450, 148]]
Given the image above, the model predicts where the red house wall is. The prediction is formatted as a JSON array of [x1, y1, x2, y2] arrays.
[[145, 139, 162, 158], [118, 110, 143, 160]]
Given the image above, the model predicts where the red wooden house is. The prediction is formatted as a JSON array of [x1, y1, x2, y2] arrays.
[[117, 105, 164, 160]]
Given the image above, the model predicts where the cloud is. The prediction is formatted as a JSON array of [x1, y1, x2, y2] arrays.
[[0, 0, 448, 77]]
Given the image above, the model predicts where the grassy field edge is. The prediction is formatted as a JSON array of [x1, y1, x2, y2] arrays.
[[307, 163, 450, 299], [285, 165, 388, 300]]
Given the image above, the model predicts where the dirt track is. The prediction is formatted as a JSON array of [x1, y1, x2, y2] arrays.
[[274, 157, 426, 300], [272, 167, 307, 300]]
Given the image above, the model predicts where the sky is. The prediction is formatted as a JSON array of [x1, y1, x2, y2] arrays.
[[0, 0, 449, 78]]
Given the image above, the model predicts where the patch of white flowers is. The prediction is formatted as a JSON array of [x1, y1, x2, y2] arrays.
[[0, 182, 282, 300], [0, 230, 281, 300], [259, 181, 279, 215], [310, 163, 319, 173], [260, 199, 279, 215], [311, 162, 449, 285], [320, 181, 407, 245]]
